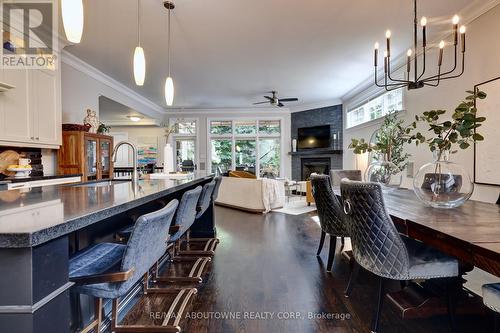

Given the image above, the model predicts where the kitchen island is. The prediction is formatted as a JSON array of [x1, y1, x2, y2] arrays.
[[0, 173, 214, 333]]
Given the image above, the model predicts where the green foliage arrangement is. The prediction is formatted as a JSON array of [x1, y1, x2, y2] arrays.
[[414, 90, 487, 155], [349, 111, 419, 171]]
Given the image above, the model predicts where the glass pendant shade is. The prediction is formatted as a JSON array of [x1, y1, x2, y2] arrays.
[[133, 46, 146, 86], [61, 0, 84, 43], [165, 76, 174, 106]]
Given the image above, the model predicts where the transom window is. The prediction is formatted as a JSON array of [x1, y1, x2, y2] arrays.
[[346, 89, 404, 128], [209, 119, 282, 178]]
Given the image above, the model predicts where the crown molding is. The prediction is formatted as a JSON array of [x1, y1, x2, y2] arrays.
[[341, 0, 500, 104], [61, 50, 166, 115], [289, 99, 343, 113], [165, 107, 291, 115]]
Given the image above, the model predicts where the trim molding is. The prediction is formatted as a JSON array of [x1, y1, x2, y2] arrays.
[[289, 99, 343, 113], [61, 50, 166, 115], [0, 282, 73, 314], [166, 107, 291, 115]]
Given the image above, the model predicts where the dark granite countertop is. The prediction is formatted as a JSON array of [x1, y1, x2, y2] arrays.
[[0, 173, 213, 248], [1, 173, 82, 183]]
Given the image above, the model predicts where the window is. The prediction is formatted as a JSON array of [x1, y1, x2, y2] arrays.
[[176, 121, 196, 135], [346, 89, 403, 128], [210, 121, 232, 135], [209, 119, 282, 177], [211, 139, 232, 174]]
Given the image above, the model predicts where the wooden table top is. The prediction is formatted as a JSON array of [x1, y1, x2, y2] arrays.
[[334, 187, 500, 276]]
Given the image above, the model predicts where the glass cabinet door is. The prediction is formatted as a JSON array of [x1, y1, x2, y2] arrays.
[[85, 138, 98, 180], [100, 139, 112, 179]]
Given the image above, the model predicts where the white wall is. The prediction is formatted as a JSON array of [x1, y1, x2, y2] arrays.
[[165, 110, 292, 178], [61, 51, 165, 124], [342, 4, 500, 203]]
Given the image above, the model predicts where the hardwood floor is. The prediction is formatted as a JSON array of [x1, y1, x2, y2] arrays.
[[122, 206, 493, 333]]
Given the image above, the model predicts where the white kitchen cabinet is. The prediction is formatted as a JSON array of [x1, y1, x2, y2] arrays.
[[0, 65, 62, 148], [0, 69, 32, 143]]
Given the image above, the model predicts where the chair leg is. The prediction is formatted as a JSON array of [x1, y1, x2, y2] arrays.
[[344, 261, 360, 298], [316, 231, 326, 256], [371, 277, 385, 333], [446, 278, 458, 333], [326, 235, 337, 272], [79, 298, 103, 333]]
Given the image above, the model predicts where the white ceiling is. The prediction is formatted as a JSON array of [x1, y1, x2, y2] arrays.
[[66, 0, 493, 110]]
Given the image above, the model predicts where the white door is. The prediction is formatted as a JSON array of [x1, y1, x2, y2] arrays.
[[110, 133, 130, 167]]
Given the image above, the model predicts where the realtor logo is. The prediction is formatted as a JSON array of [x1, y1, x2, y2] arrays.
[[1, 0, 58, 69]]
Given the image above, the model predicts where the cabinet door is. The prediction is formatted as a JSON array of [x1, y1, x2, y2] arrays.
[[99, 138, 113, 180], [84, 136, 98, 181], [31, 69, 60, 145], [0, 69, 32, 143]]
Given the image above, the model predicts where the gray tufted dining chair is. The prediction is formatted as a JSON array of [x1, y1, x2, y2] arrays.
[[310, 174, 348, 272], [340, 179, 460, 333], [482, 283, 500, 331]]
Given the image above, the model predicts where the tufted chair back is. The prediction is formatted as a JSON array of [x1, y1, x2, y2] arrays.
[[341, 179, 410, 279], [196, 181, 216, 218], [330, 170, 362, 187], [212, 176, 223, 201], [119, 199, 178, 295], [310, 174, 347, 237], [170, 186, 202, 242]]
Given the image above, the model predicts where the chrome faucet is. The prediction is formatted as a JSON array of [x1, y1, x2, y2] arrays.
[[112, 141, 139, 184]]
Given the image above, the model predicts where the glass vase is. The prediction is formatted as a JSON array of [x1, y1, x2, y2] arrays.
[[365, 157, 402, 191], [413, 150, 473, 209]]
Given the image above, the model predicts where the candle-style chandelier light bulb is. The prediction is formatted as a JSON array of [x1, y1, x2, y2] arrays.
[[373, 0, 466, 91]]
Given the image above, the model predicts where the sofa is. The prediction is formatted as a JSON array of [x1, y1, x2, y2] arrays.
[[215, 177, 285, 213]]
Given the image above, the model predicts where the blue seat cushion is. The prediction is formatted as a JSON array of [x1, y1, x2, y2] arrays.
[[403, 237, 459, 280], [483, 283, 500, 313], [70, 243, 126, 279]]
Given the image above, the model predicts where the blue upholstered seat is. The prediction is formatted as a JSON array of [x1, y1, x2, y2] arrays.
[[212, 176, 223, 201], [196, 181, 216, 219], [70, 200, 179, 299], [483, 283, 500, 313], [170, 186, 202, 242], [70, 243, 126, 279]]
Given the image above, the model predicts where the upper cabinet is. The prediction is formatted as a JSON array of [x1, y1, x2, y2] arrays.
[[0, 65, 62, 148]]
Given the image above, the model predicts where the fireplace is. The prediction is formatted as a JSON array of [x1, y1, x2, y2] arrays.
[[301, 158, 331, 181]]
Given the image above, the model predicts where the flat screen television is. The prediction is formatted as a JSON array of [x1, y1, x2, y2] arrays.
[[297, 125, 331, 150]]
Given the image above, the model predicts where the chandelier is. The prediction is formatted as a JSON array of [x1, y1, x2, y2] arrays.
[[374, 0, 466, 91]]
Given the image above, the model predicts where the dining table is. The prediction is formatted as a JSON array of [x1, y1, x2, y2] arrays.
[[333, 186, 500, 318]]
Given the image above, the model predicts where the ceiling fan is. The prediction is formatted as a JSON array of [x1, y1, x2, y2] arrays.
[[253, 91, 299, 107]]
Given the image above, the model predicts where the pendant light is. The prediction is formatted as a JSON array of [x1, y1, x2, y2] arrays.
[[61, 0, 84, 43], [133, 0, 146, 86], [164, 1, 175, 106]]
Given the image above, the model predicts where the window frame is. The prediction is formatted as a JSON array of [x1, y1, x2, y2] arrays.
[[345, 89, 405, 130], [207, 117, 284, 177]]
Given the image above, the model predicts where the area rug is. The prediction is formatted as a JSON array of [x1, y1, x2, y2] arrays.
[[272, 197, 317, 215]]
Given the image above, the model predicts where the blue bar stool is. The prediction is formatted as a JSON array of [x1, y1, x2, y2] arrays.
[[179, 180, 220, 256], [69, 200, 196, 333]]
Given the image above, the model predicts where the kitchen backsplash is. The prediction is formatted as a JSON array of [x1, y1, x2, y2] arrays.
[[0, 146, 44, 179]]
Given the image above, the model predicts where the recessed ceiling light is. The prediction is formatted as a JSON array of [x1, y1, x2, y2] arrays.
[[127, 115, 143, 122]]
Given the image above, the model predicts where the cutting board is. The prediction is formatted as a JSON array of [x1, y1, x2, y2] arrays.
[[0, 150, 20, 176]]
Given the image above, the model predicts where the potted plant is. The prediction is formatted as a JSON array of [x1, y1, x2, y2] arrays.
[[349, 111, 420, 190], [412, 90, 487, 208]]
